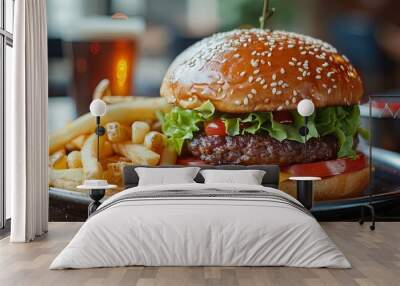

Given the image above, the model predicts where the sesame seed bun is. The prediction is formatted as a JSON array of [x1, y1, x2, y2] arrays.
[[280, 167, 369, 201], [160, 29, 364, 113]]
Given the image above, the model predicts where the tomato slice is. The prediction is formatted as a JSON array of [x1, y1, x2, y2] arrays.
[[283, 153, 368, 178], [273, 111, 293, 124], [176, 157, 207, 166], [204, 118, 227, 136]]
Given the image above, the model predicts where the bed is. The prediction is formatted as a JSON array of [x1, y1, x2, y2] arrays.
[[50, 165, 350, 269]]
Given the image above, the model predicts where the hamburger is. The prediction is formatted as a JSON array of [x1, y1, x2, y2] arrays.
[[158, 29, 369, 200]]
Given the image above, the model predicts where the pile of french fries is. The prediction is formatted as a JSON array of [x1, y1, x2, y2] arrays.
[[49, 79, 175, 194]]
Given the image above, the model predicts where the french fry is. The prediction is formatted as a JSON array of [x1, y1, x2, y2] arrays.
[[103, 162, 130, 187], [113, 143, 160, 166], [54, 155, 68, 169], [159, 145, 177, 165], [67, 151, 82, 168], [49, 167, 84, 191], [100, 155, 130, 169], [143, 131, 166, 154], [81, 134, 104, 179], [105, 122, 132, 143], [93, 79, 111, 100], [49, 149, 68, 169], [131, 121, 150, 144], [101, 141, 115, 159], [49, 98, 171, 154], [49, 168, 83, 185], [65, 134, 88, 151], [151, 121, 162, 132], [50, 179, 81, 191], [102, 96, 134, 105]]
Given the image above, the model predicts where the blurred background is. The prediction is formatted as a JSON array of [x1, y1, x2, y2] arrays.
[[47, 0, 400, 130]]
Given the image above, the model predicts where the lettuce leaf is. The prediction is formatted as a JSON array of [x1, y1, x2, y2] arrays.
[[314, 105, 361, 158], [158, 101, 215, 154], [159, 101, 367, 158]]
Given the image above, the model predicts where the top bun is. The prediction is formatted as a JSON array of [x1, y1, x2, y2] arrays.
[[160, 29, 363, 113]]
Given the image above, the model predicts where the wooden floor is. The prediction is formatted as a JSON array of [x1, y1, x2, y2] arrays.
[[0, 222, 399, 286]]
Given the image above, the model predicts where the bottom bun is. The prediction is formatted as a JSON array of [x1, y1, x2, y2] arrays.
[[279, 167, 370, 201]]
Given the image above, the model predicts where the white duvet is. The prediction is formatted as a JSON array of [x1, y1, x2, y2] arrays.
[[50, 183, 350, 269]]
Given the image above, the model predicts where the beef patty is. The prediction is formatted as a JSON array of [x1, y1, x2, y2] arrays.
[[187, 134, 338, 166]]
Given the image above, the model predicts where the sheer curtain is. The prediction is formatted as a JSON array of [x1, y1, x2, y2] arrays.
[[8, 0, 48, 242]]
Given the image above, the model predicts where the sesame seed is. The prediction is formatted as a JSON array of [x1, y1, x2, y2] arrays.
[[243, 97, 249, 105], [276, 91, 282, 95], [272, 74, 277, 80], [262, 84, 268, 89], [301, 51, 307, 55], [333, 85, 337, 89], [271, 82, 277, 87], [243, 43, 248, 47], [248, 93, 254, 99], [315, 75, 321, 79], [272, 88, 277, 94], [256, 77, 261, 82], [278, 80, 283, 86], [264, 98, 270, 103], [328, 88, 332, 94], [251, 59, 259, 67], [288, 44, 294, 48], [253, 69, 260, 75], [289, 62, 295, 66], [297, 76, 303, 81], [251, 89, 257, 95], [239, 71, 246, 77], [260, 60, 266, 64], [277, 106, 283, 111], [292, 97, 297, 103], [234, 53, 240, 58], [292, 57, 297, 62], [248, 76, 254, 83], [280, 68, 285, 74], [260, 79, 266, 85], [293, 90, 298, 96], [251, 51, 257, 56], [285, 100, 290, 105], [234, 100, 241, 106], [322, 62, 329, 67], [267, 61, 272, 66]]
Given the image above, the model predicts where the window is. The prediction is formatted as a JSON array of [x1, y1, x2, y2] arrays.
[[0, 0, 14, 230]]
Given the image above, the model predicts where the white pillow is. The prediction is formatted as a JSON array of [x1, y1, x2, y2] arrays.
[[200, 169, 266, 185], [135, 167, 200, 186]]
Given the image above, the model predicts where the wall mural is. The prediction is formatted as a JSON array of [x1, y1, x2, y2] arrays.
[[47, 2, 400, 221]]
